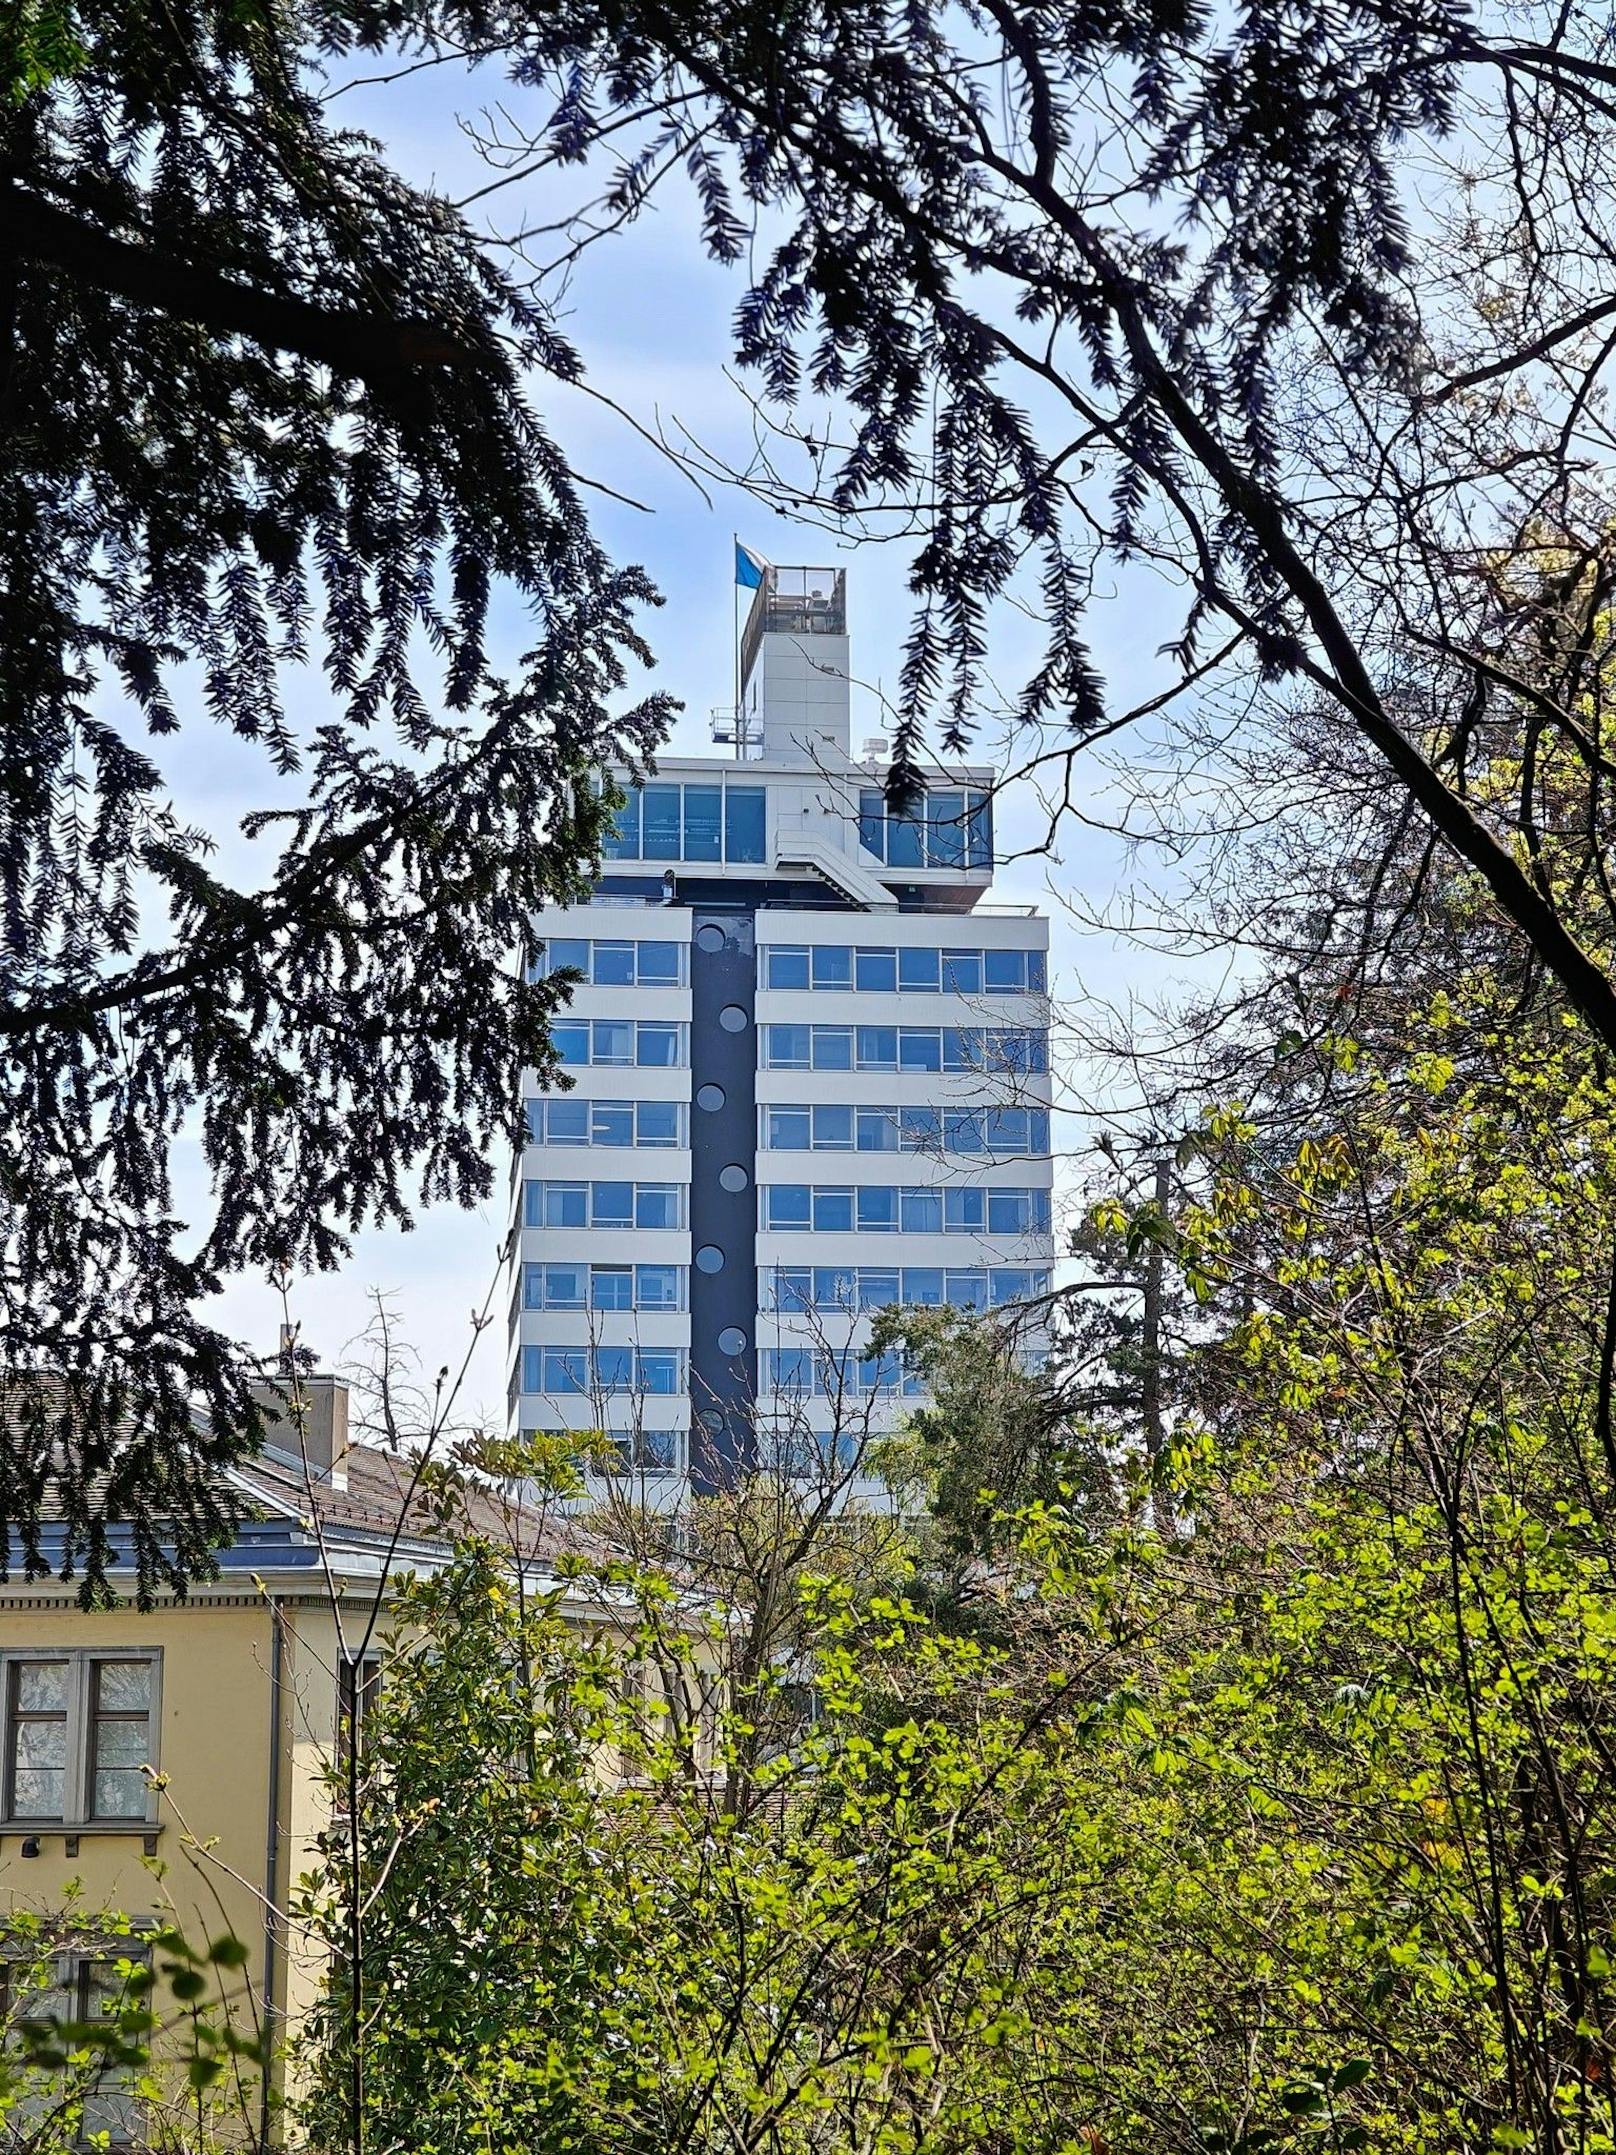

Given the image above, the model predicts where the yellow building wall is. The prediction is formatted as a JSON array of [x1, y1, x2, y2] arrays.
[[0, 1592, 353, 2107]]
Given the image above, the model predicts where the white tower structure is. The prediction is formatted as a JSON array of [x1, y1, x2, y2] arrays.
[[509, 566, 1054, 1501]]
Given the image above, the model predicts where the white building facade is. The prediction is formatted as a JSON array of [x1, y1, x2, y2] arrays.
[[509, 567, 1055, 1502]]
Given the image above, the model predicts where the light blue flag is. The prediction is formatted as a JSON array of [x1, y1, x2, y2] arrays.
[[735, 541, 767, 589]]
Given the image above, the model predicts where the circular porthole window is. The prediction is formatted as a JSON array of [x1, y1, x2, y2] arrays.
[[718, 1004, 748, 1033], [718, 1326, 747, 1357], [719, 1163, 749, 1193], [696, 1084, 725, 1112], [695, 1245, 725, 1273], [695, 922, 726, 953]]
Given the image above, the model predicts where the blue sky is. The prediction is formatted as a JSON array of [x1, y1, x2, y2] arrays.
[[180, 51, 1214, 1427]]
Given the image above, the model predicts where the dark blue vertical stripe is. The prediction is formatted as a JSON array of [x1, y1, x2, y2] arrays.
[[687, 910, 759, 1491]]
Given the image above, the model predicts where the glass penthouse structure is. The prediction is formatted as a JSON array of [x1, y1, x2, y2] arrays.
[[509, 566, 1055, 1502]]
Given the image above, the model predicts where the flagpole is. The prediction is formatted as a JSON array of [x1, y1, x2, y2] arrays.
[[732, 533, 740, 757]]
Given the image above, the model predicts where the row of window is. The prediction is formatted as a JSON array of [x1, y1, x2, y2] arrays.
[[763, 1347, 923, 1397], [763, 1265, 1051, 1312], [761, 1184, 1052, 1236], [3, 1652, 155, 1825], [527, 1097, 686, 1148], [529, 936, 1044, 998], [763, 1103, 1048, 1156], [602, 781, 767, 864], [762, 1024, 1047, 1075], [761, 943, 1045, 995], [522, 1262, 685, 1311], [523, 1097, 1049, 1157], [521, 1181, 1054, 1236], [534, 937, 685, 987], [522, 1181, 685, 1230], [553, 1019, 686, 1069], [857, 787, 993, 870], [519, 1346, 684, 1396]]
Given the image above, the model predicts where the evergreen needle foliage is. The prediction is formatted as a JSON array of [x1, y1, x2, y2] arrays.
[[0, 4, 672, 1596]]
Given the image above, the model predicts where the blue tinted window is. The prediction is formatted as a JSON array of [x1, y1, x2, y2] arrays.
[[592, 1182, 633, 1228], [642, 784, 682, 860], [765, 1025, 811, 1069], [591, 1268, 634, 1311], [639, 1350, 679, 1394], [592, 1020, 633, 1065], [683, 784, 722, 861], [812, 1187, 854, 1232], [987, 1189, 1033, 1233], [636, 1022, 682, 1067], [766, 945, 810, 990], [966, 790, 993, 868], [901, 1107, 941, 1152], [725, 786, 766, 863], [945, 1188, 985, 1232], [812, 1104, 854, 1150], [593, 939, 635, 985], [902, 1267, 944, 1306], [942, 949, 981, 994], [767, 1107, 811, 1150], [765, 1185, 811, 1229], [551, 1264, 586, 1308], [983, 1108, 1027, 1153], [900, 1187, 942, 1234], [926, 791, 965, 868], [991, 1270, 1035, 1306], [636, 1264, 681, 1308], [1031, 1109, 1050, 1153], [898, 947, 941, 992], [521, 1346, 543, 1393], [1027, 950, 1047, 991], [858, 1108, 900, 1152], [592, 1101, 634, 1147], [636, 1100, 681, 1146], [858, 789, 886, 859], [769, 1267, 812, 1311], [900, 1029, 941, 1073], [546, 937, 589, 975], [948, 1269, 989, 1310], [553, 1023, 590, 1066], [525, 1099, 544, 1142], [811, 1027, 852, 1072], [635, 1185, 681, 1229], [857, 1269, 901, 1311], [945, 1110, 985, 1153], [550, 1184, 588, 1229], [604, 790, 640, 860], [814, 1265, 858, 1308], [856, 1026, 897, 1072], [593, 1346, 633, 1391], [887, 808, 925, 868], [637, 940, 682, 986], [855, 946, 896, 992], [857, 1185, 898, 1233], [543, 1349, 587, 1394], [811, 944, 852, 989], [522, 1265, 545, 1309], [547, 1098, 590, 1144], [983, 949, 1025, 993], [769, 1348, 813, 1393], [944, 1028, 982, 1072]]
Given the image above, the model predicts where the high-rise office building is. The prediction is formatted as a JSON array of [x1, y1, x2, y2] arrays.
[[509, 565, 1055, 1501]]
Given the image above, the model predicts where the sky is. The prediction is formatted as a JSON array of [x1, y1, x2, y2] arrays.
[[176, 48, 1223, 1428]]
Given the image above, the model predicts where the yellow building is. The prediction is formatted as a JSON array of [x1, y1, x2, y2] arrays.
[[0, 1372, 613, 2141]]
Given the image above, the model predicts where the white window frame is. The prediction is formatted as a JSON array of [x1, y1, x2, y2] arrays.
[[0, 1651, 162, 1829]]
